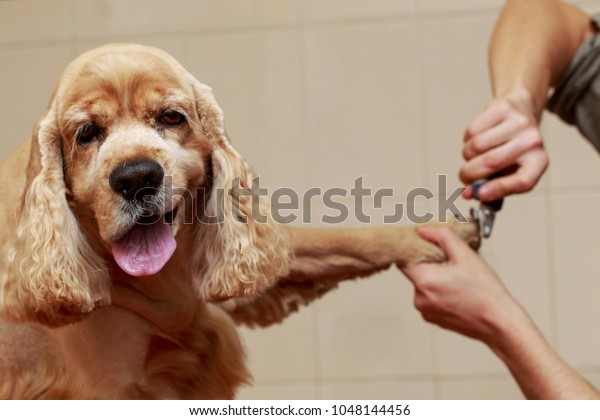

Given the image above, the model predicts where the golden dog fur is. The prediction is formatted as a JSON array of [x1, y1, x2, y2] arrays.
[[0, 44, 479, 399]]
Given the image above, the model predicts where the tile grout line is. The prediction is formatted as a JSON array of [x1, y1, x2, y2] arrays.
[[545, 192, 560, 348], [415, 17, 441, 399], [294, 0, 323, 399], [550, 185, 600, 195], [540, 119, 558, 348], [252, 371, 519, 387], [540, 118, 560, 348], [66, 0, 77, 59], [295, 10, 313, 207], [0, 8, 504, 52]]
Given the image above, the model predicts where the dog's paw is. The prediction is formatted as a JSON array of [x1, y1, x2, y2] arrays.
[[444, 218, 481, 251], [403, 219, 480, 267]]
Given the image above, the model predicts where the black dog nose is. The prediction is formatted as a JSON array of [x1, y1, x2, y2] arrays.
[[109, 158, 164, 202]]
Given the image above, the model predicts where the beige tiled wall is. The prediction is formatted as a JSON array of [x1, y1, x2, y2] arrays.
[[2, 0, 600, 400]]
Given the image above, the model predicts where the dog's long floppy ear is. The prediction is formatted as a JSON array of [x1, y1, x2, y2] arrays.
[[0, 103, 111, 326], [190, 81, 291, 302]]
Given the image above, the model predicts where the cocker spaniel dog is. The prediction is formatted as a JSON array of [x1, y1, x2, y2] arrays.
[[0, 44, 479, 399]]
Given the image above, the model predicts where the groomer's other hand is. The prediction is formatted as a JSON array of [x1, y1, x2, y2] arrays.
[[460, 88, 548, 202], [401, 226, 522, 342]]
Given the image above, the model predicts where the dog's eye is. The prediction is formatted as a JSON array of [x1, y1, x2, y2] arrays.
[[77, 122, 100, 144], [159, 110, 185, 126]]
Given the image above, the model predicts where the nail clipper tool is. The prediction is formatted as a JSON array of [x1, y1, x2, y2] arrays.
[[469, 178, 504, 239]]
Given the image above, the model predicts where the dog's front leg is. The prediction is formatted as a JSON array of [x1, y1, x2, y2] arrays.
[[222, 221, 480, 327]]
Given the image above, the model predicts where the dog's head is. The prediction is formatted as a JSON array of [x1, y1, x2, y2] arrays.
[[0, 44, 290, 325]]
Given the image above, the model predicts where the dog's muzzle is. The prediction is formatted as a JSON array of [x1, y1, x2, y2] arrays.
[[109, 158, 178, 277]]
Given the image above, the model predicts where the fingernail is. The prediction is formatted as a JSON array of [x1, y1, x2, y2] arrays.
[[479, 184, 492, 200]]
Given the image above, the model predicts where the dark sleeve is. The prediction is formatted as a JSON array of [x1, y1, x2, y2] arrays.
[[547, 16, 600, 152]]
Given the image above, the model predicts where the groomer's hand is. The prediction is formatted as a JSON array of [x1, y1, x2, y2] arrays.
[[401, 226, 522, 342], [460, 88, 548, 202]]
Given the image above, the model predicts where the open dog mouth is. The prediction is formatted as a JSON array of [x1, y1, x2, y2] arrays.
[[111, 206, 179, 277], [136, 206, 179, 225]]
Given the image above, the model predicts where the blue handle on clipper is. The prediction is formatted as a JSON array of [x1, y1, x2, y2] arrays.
[[472, 181, 504, 212]]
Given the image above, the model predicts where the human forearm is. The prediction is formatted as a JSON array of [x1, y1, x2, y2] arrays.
[[403, 227, 600, 399], [487, 306, 599, 399], [459, 1, 593, 201], [490, 0, 593, 120]]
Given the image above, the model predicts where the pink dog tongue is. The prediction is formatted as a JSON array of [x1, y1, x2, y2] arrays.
[[112, 221, 176, 277]]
